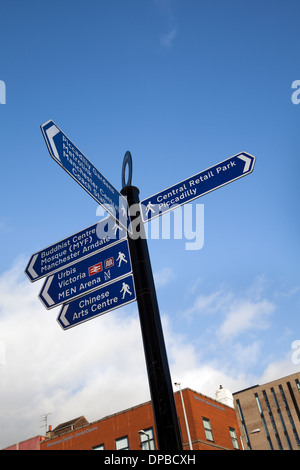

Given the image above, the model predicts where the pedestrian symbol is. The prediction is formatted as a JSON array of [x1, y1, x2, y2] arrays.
[[116, 251, 128, 267], [120, 281, 132, 299], [146, 201, 156, 216]]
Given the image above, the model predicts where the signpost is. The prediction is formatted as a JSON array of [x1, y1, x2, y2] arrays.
[[121, 184, 183, 451], [141, 151, 255, 222], [40, 120, 131, 232], [25, 217, 126, 282], [39, 239, 132, 309], [57, 274, 136, 330], [26, 120, 256, 451]]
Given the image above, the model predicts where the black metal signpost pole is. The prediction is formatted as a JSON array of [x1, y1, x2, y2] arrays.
[[121, 179, 183, 451]]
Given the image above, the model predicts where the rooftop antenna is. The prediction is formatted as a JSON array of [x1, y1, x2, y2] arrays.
[[40, 413, 51, 435]]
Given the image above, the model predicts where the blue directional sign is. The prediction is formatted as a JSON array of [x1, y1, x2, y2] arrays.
[[39, 239, 132, 309], [141, 152, 256, 222], [57, 274, 136, 330], [40, 120, 131, 233], [25, 217, 126, 282]]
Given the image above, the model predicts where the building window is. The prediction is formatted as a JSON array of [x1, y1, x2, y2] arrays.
[[202, 417, 213, 441], [278, 385, 300, 449], [139, 428, 156, 450], [229, 427, 239, 449], [295, 379, 300, 393], [115, 436, 129, 450], [236, 399, 252, 450], [271, 387, 293, 449], [287, 381, 300, 422], [93, 443, 105, 450], [263, 389, 284, 450], [255, 393, 274, 450]]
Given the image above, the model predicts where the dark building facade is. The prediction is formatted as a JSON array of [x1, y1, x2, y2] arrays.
[[233, 372, 300, 450]]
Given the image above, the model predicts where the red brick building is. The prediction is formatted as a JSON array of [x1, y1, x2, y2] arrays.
[[41, 387, 241, 450], [3, 435, 45, 450]]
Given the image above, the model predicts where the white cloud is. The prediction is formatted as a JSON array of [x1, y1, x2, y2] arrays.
[[160, 27, 178, 49], [0, 260, 295, 449], [259, 354, 300, 385], [154, 266, 175, 287], [231, 341, 262, 368], [182, 279, 276, 340], [0, 257, 148, 448], [154, 0, 178, 49], [216, 298, 275, 341], [161, 314, 251, 398], [184, 286, 232, 321]]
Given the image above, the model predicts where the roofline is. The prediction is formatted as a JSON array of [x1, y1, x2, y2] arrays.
[[45, 387, 235, 441], [233, 371, 300, 395], [232, 384, 259, 395]]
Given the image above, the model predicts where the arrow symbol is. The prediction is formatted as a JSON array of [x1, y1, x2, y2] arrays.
[[26, 254, 39, 280], [45, 124, 60, 162], [238, 153, 253, 173], [40, 275, 55, 308], [59, 305, 70, 327]]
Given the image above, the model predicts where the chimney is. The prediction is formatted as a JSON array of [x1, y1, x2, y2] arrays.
[[46, 425, 53, 439], [215, 385, 234, 408]]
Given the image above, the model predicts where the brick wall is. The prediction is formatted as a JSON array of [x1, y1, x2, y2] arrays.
[[41, 388, 241, 450]]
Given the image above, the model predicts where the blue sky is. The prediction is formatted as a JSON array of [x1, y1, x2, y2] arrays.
[[0, 0, 300, 448]]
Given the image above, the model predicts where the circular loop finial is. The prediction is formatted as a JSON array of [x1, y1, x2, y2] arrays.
[[122, 151, 133, 188]]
